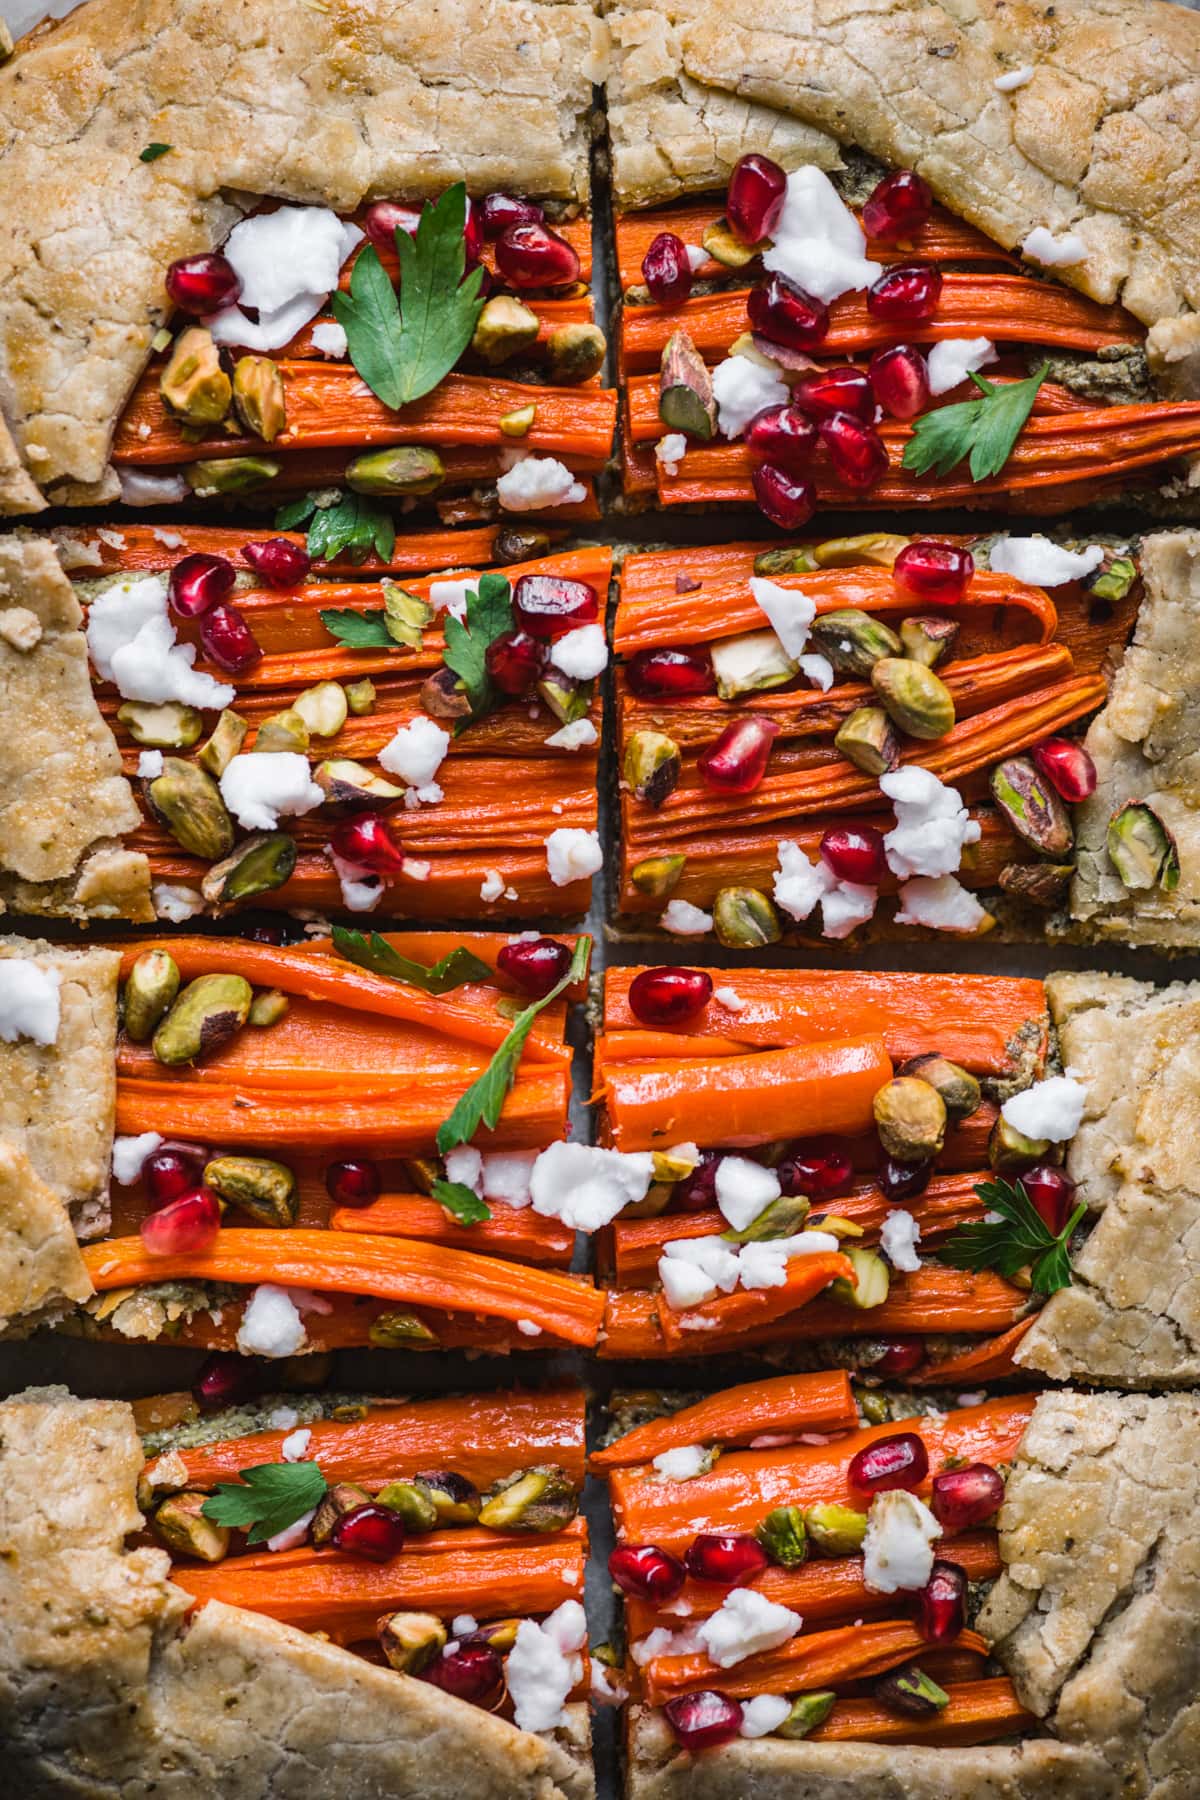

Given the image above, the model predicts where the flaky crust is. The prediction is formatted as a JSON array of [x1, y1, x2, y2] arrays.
[[0, 1141, 92, 1335], [0, 0, 605, 511]]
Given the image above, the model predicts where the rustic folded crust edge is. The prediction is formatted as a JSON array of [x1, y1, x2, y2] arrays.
[[0, 1384, 593, 1800]]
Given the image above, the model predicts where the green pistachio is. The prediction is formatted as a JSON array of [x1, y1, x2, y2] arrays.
[[776, 1691, 838, 1738], [201, 831, 297, 906], [254, 709, 310, 754], [874, 1665, 949, 1718], [478, 1465, 576, 1533], [813, 534, 910, 569], [152, 1491, 230, 1563], [420, 666, 472, 720], [873, 1077, 947, 1162], [713, 886, 783, 949], [1083, 555, 1137, 602], [377, 1611, 447, 1675], [1106, 802, 1179, 891], [153, 973, 252, 1066], [711, 630, 796, 699], [856, 1386, 891, 1426], [418, 1471, 482, 1525], [311, 1482, 372, 1547], [631, 854, 686, 898], [494, 527, 551, 565], [547, 322, 606, 385], [900, 615, 960, 669], [829, 1245, 891, 1310], [896, 1054, 981, 1124], [624, 730, 682, 807], [160, 327, 231, 425], [659, 329, 717, 439], [117, 700, 203, 749], [834, 706, 899, 775], [723, 1195, 811, 1244], [755, 1506, 808, 1568], [346, 446, 444, 496], [804, 1502, 868, 1555], [990, 757, 1074, 858], [998, 861, 1074, 908], [248, 988, 289, 1027], [123, 948, 180, 1042], [203, 1155, 298, 1226], [500, 403, 537, 438], [313, 759, 406, 809], [185, 456, 280, 495], [375, 1479, 440, 1533], [871, 658, 956, 740], [471, 295, 540, 365], [537, 673, 592, 724], [753, 547, 819, 576], [382, 581, 435, 650], [368, 1311, 439, 1348], [701, 217, 764, 269], [232, 355, 287, 442], [197, 709, 249, 777], [809, 609, 902, 678], [344, 677, 377, 716], [146, 758, 235, 861], [988, 1114, 1050, 1174]]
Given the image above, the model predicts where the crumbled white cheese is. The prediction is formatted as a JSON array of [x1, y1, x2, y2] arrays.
[[309, 318, 348, 358], [267, 1506, 317, 1553], [209, 207, 363, 353], [118, 469, 190, 507], [714, 986, 747, 1013], [652, 1444, 709, 1482], [660, 898, 712, 936], [444, 1146, 484, 1194], [748, 576, 817, 661], [880, 1207, 922, 1272], [655, 432, 688, 476], [699, 1587, 802, 1669], [379, 715, 450, 787], [280, 1427, 312, 1462], [479, 870, 505, 903], [111, 1132, 163, 1186], [819, 880, 878, 940], [685, 244, 708, 272], [710, 630, 795, 697], [452, 1614, 478, 1637], [926, 336, 997, 396], [987, 535, 1105, 587], [658, 1254, 721, 1310], [516, 1318, 542, 1337], [506, 1600, 587, 1732], [236, 1284, 308, 1357], [530, 1141, 655, 1232], [152, 882, 205, 922], [544, 717, 598, 751], [87, 575, 234, 709], [715, 1156, 782, 1232], [549, 624, 608, 681], [772, 840, 877, 939], [1022, 226, 1087, 268], [762, 165, 881, 304], [862, 1490, 942, 1594], [496, 455, 586, 511], [740, 1695, 792, 1738], [267, 1405, 300, 1431], [328, 850, 383, 913], [151, 529, 185, 551], [881, 767, 981, 880], [220, 752, 324, 831], [427, 577, 476, 621], [630, 1625, 704, 1666], [545, 827, 603, 887], [137, 749, 165, 779], [737, 1231, 841, 1291], [661, 1235, 743, 1300], [894, 874, 990, 933], [712, 355, 789, 439], [1001, 1074, 1087, 1143], [994, 63, 1034, 90], [481, 1150, 538, 1209], [0, 961, 61, 1046], [800, 652, 835, 691]]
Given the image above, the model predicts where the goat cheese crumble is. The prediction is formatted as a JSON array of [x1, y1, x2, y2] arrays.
[[87, 575, 234, 709], [862, 1489, 942, 1593], [698, 1587, 802, 1668], [987, 535, 1105, 587], [0, 961, 61, 1046], [1001, 1074, 1087, 1142], [496, 455, 586, 511], [220, 752, 324, 831]]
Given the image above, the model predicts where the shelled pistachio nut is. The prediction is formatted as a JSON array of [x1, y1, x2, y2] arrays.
[[494, 527, 551, 565], [830, 1245, 890, 1310], [383, 582, 434, 650], [896, 1054, 980, 1123], [248, 988, 289, 1027], [723, 1195, 811, 1244], [346, 446, 444, 496], [997, 861, 1074, 908], [1107, 802, 1180, 891], [118, 700, 203, 749], [146, 759, 235, 861], [755, 1506, 808, 1569], [201, 831, 297, 906], [314, 759, 405, 809], [378, 1612, 448, 1675], [254, 709, 310, 754], [375, 1479, 440, 1532], [123, 948, 180, 1042], [713, 885, 782, 949], [988, 1113, 1051, 1173], [160, 328, 231, 425], [419, 1471, 482, 1525], [871, 658, 955, 740], [152, 1491, 229, 1563], [293, 680, 348, 739], [701, 217, 763, 269], [471, 295, 540, 365], [232, 355, 287, 442], [873, 1077, 948, 1161], [153, 974, 253, 1066], [478, 1465, 576, 1532], [368, 1311, 438, 1348], [990, 757, 1074, 858], [311, 1482, 372, 1547], [344, 678, 377, 716], [203, 1155, 298, 1226], [834, 706, 899, 775], [804, 1502, 868, 1555], [624, 730, 682, 807], [659, 329, 717, 439], [547, 322, 606, 384], [812, 534, 909, 570], [197, 709, 248, 777], [753, 547, 819, 576], [538, 672, 591, 725], [900, 615, 960, 668], [810, 609, 901, 678], [631, 854, 686, 898], [777, 1692, 838, 1739], [185, 456, 280, 495], [420, 666, 472, 720]]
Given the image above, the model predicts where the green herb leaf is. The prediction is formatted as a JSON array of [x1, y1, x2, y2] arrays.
[[202, 1462, 328, 1546], [902, 364, 1049, 483], [306, 493, 396, 566], [331, 184, 485, 411], [319, 608, 394, 648], [140, 143, 172, 163], [940, 1175, 1087, 1297], [431, 1178, 492, 1225], [274, 494, 319, 531], [333, 925, 493, 993], [437, 937, 589, 1154], [443, 573, 514, 722]]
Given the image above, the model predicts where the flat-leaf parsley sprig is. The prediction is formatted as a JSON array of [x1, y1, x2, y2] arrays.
[[940, 1174, 1087, 1297]]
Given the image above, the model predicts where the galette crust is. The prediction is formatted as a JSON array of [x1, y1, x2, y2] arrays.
[[0, 1141, 93, 1335]]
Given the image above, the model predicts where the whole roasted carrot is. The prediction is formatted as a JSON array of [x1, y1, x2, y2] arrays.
[[590, 1372, 858, 1472], [82, 522, 520, 578], [808, 1678, 1035, 1747], [331, 1196, 575, 1267]]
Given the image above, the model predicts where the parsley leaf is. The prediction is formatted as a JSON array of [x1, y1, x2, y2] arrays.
[[331, 184, 485, 411], [274, 494, 319, 531], [140, 143, 172, 162], [443, 573, 514, 722], [276, 492, 396, 565], [202, 1462, 328, 1546], [902, 364, 1049, 483], [436, 937, 590, 1154], [332, 925, 493, 993], [319, 608, 394, 648], [940, 1175, 1087, 1297], [431, 1178, 492, 1225]]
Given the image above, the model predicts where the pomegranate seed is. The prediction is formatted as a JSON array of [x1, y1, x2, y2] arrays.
[[139, 1187, 221, 1257], [497, 935, 573, 998], [422, 1641, 504, 1705], [363, 201, 422, 252], [329, 815, 406, 874], [930, 1462, 1005, 1529], [325, 1157, 382, 1209], [168, 553, 236, 619], [513, 573, 599, 639], [727, 153, 788, 245], [698, 717, 779, 795], [744, 405, 817, 473], [642, 232, 693, 307], [665, 1691, 744, 1752], [462, 196, 483, 269], [871, 1338, 925, 1377], [1032, 737, 1097, 804], [609, 1543, 687, 1602], [241, 922, 288, 944], [331, 1502, 406, 1561], [484, 627, 546, 695], [674, 1148, 721, 1212], [820, 826, 887, 886], [165, 252, 242, 314], [144, 1146, 207, 1206], [819, 412, 888, 489], [869, 344, 931, 420], [685, 1533, 769, 1586], [241, 537, 311, 588], [193, 1351, 264, 1412], [862, 170, 933, 245], [495, 221, 579, 289], [627, 646, 715, 699], [629, 967, 714, 1028], [752, 463, 816, 530], [199, 602, 262, 676], [918, 1558, 967, 1644], [1020, 1163, 1076, 1235], [893, 540, 974, 605], [793, 366, 874, 425], [747, 271, 829, 353], [481, 192, 544, 239], [878, 1155, 934, 1203], [867, 262, 943, 323], [848, 1431, 929, 1494], [777, 1137, 854, 1201]]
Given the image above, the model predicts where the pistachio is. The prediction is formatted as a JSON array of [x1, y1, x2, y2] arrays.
[[494, 527, 551, 565], [420, 666, 472, 720], [197, 709, 249, 777], [383, 581, 434, 650], [186, 456, 281, 496], [248, 988, 289, 1027], [469, 1618, 523, 1652], [500, 404, 537, 438], [118, 700, 203, 749], [834, 705, 900, 776], [755, 1506, 808, 1568], [123, 949, 181, 1042], [873, 1077, 947, 1161], [809, 609, 902, 678], [624, 730, 682, 807], [621, 1181, 674, 1220], [1107, 802, 1179, 891], [711, 630, 797, 699], [153, 973, 252, 1066], [871, 658, 956, 740], [660, 330, 717, 439], [990, 757, 1073, 858], [416, 1470, 482, 1525], [314, 758, 406, 810], [896, 1054, 981, 1124], [753, 547, 819, 576], [471, 295, 540, 365], [537, 672, 592, 724], [147, 758, 236, 861], [813, 534, 909, 570], [203, 1154, 298, 1226], [201, 831, 297, 906], [874, 1665, 949, 1718], [701, 217, 764, 269], [855, 1385, 892, 1426], [403, 1157, 440, 1196], [998, 861, 1074, 908], [804, 1502, 868, 1555], [652, 1147, 699, 1185], [1083, 554, 1137, 603], [900, 615, 960, 669], [830, 1245, 890, 1310], [345, 446, 445, 496], [378, 1611, 447, 1675], [375, 1479, 440, 1532], [232, 355, 287, 442], [368, 1310, 439, 1348], [254, 709, 310, 754], [478, 1464, 576, 1533], [774, 1691, 837, 1739], [723, 1195, 811, 1244], [294, 680, 349, 739], [713, 885, 783, 949], [160, 327, 231, 425], [805, 1213, 863, 1240], [631, 854, 686, 897], [988, 1114, 1050, 1173], [548, 322, 607, 384], [152, 1491, 230, 1563], [727, 332, 789, 373], [311, 1481, 372, 1547], [344, 677, 377, 716]]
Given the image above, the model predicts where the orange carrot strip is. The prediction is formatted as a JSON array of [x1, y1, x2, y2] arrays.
[[655, 1253, 855, 1352], [911, 1316, 1039, 1387], [82, 523, 521, 578], [590, 1372, 858, 1472], [808, 1678, 1035, 1747], [331, 1195, 574, 1266]]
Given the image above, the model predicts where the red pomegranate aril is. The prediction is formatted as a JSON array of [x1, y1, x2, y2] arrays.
[[867, 261, 943, 323], [893, 540, 974, 605], [363, 200, 423, 252], [931, 1462, 1006, 1530], [819, 412, 888, 489], [820, 825, 887, 886], [629, 967, 714, 1029], [325, 1157, 382, 1209], [727, 152, 788, 244], [871, 1337, 926, 1377], [241, 922, 288, 944], [495, 221, 580, 289], [331, 1502, 406, 1562], [847, 1431, 930, 1495], [165, 252, 242, 314], [609, 1543, 687, 1602], [497, 935, 573, 998], [627, 646, 716, 699], [462, 196, 483, 268], [665, 1690, 744, 1752], [241, 537, 311, 588], [869, 344, 931, 420], [1020, 1162, 1076, 1235], [329, 814, 406, 874], [747, 271, 829, 353], [862, 169, 933, 245], [918, 1559, 967, 1645], [793, 366, 874, 425], [698, 717, 779, 795], [685, 1533, 769, 1586], [484, 627, 545, 695], [777, 1136, 854, 1201], [642, 232, 693, 307], [200, 602, 262, 676], [512, 573, 599, 638], [139, 1187, 221, 1258], [1032, 737, 1097, 804], [422, 1641, 504, 1705], [752, 463, 816, 530], [168, 552, 237, 619], [674, 1148, 721, 1212], [193, 1350, 264, 1413], [744, 405, 818, 473], [481, 192, 544, 239], [144, 1147, 207, 1206], [878, 1154, 934, 1203]]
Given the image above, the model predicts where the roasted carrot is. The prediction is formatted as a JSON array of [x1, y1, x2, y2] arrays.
[[331, 1196, 574, 1266], [589, 1372, 858, 1471], [655, 1253, 855, 1352], [75, 522, 532, 578], [808, 1678, 1035, 1747], [911, 1316, 1040, 1386]]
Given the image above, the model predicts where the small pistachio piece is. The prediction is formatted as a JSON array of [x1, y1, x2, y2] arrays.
[[809, 609, 902, 678], [254, 709, 310, 754], [621, 1181, 674, 1220], [382, 581, 435, 650], [990, 757, 1074, 858], [896, 1053, 981, 1124], [538, 672, 592, 724], [404, 1157, 440, 1196], [203, 1154, 298, 1226], [153, 974, 252, 1065], [900, 615, 960, 669], [631, 854, 686, 898], [830, 1245, 891, 1310], [378, 1611, 448, 1675], [478, 1464, 576, 1533], [118, 700, 203, 749], [500, 403, 537, 438], [723, 1194, 811, 1245], [472, 295, 540, 365], [248, 988, 289, 1027], [547, 322, 606, 384], [804, 1213, 863, 1240], [624, 730, 682, 807], [469, 1617, 523, 1652], [232, 355, 287, 442], [834, 705, 899, 776], [494, 527, 551, 565], [417, 1470, 482, 1525], [711, 630, 797, 699], [776, 1691, 838, 1739], [713, 885, 783, 949], [313, 759, 406, 809], [153, 1491, 230, 1563], [652, 1147, 699, 1184], [871, 658, 956, 740], [812, 534, 909, 569], [420, 666, 472, 720], [186, 456, 281, 495], [804, 1502, 868, 1555], [311, 1482, 372, 1547], [988, 1114, 1050, 1173], [755, 1506, 808, 1568], [368, 1310, 438, 1348], [874, 1665, 949, 1718], [344, 677, 377, 716], [1083, 554, 1137, 602], [197, 709, 249, 777], [873, 1077, 947, 1162], [294, 680, 349, 739], [346, 446, 444, 496], [147, 758, 236, 861], [376, 1479, 440, 1532], [701, 217, 764, 268], [123, 948, 181, 1042], [660, 329, 717, 439], [201, 831, 297, 906], [753, 547, 820, 576], [160, 327, 231, 425], [1107, 802, 1179, 892], [998, 861, 1074, 908]]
